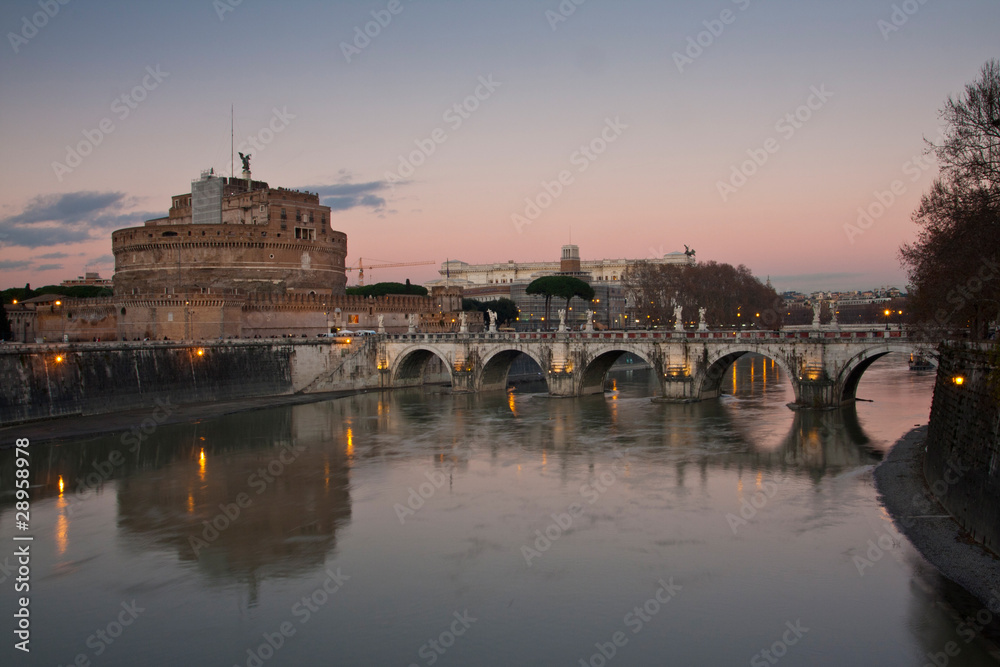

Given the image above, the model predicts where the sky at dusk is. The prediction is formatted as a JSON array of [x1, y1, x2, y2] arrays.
[[0, 0, 997, 293]]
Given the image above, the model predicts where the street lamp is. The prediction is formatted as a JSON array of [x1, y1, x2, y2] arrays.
[[884, 308, 891, 331]]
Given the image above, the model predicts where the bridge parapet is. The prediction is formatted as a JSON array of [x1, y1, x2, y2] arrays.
[[383, 329, 916, 342]]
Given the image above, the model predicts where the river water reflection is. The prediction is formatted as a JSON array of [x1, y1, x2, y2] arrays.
[[3, 354, 998, 666]]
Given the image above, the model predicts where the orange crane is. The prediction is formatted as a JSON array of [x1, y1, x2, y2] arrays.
[[346, 258, 435, 286]]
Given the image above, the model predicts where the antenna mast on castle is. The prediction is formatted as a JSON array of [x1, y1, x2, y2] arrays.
[[230, 105, 234, 179]]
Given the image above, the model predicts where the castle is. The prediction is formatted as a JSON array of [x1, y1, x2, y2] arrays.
[[7, 168, 462, 342]]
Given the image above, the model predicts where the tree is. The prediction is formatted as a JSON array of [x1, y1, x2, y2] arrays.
[[31, 285, 112, 299], [623, 261, 781, 329], [929, 59, 1000, 196], [525, 276, 557, 328], [0, 303, 11, 341], [463, 297, 518, 326], [345, 281, 428, 297], [526, 276, 595, 329], [900, 179, 999, 337], [901, 60, 1000, 339]]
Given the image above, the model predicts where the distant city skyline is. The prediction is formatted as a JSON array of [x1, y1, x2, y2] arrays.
[[1, 0, 997, 294]]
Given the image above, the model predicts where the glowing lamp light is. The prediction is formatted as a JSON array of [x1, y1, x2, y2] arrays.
[[196, 348, 205, 356], [952, 376, 965, 386], [54, 300, 62, 306], [54, 355, 64, 363], [12, 299, 17, 304], [58, 476, 64, 495]]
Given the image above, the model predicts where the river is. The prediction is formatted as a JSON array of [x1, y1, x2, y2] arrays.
[[2, 354, 998, 666]]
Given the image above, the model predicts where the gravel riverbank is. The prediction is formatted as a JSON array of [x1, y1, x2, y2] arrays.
[[874, 425, 1000, 611]]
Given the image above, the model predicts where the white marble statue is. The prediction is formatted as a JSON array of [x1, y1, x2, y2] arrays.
[[558, 309, 567, 332], [377, 314, 385, 334], [459, 311, 468, 333], [585, 310, 595, 332], [488, 310, 497, 333], [673, 302, 684, 331], [698, 307, 707, 331], [408, 313, 417, 333], [829, 304, 839, 329], [812, 301, 822, 328]]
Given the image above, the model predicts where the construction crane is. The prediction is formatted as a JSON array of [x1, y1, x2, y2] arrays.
[[346, 258, 435, 286]]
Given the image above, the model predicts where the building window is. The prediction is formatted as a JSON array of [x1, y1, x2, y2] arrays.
[[280, 208, 287, 220], [295, 210, 301, 222], [295, 227, 316, 240]]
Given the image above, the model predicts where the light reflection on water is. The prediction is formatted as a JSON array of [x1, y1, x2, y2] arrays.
[[2, 354, 998, 666]]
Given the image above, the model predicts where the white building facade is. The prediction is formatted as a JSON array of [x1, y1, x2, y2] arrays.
[[426, 247, 694, 289]]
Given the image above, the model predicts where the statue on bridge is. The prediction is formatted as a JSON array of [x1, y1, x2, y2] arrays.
[[812, 301, 822, 329], [377, 314, 385, 334], [585, 310, 595, 332], [558, 309, 567, 333], [408, 313, 417, 333], [698, 307, 708, 331], [673, 302, 684, 331], [459, 311, 468, 334], [487, 310, 497, 333]]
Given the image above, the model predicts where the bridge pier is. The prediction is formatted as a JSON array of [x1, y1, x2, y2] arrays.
[[547, 370, 580, 397], [655, 376, 699, 403], [451, 370, 477, 394], [792, 378, 840, 410]]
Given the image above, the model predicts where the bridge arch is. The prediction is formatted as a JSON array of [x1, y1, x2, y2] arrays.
[[698, 347, 797, 400], [578, 347, 658, 396], [837, 342, 917, 403], [391, 345, 454, 388], [479, 348, 548, 393]]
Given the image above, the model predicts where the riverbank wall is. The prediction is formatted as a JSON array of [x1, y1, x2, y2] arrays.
[[924, 342, 1000, 553], [0, 339, 400, 424]]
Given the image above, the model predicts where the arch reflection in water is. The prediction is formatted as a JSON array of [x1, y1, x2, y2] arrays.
[[378, 358, 882, 485]]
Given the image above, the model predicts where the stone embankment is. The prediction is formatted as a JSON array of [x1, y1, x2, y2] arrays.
[[875, 342, 1000, 610], [0, 338, 384, 424]]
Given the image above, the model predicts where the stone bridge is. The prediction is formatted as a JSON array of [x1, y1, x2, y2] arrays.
[[376, 329, 927, 409]]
